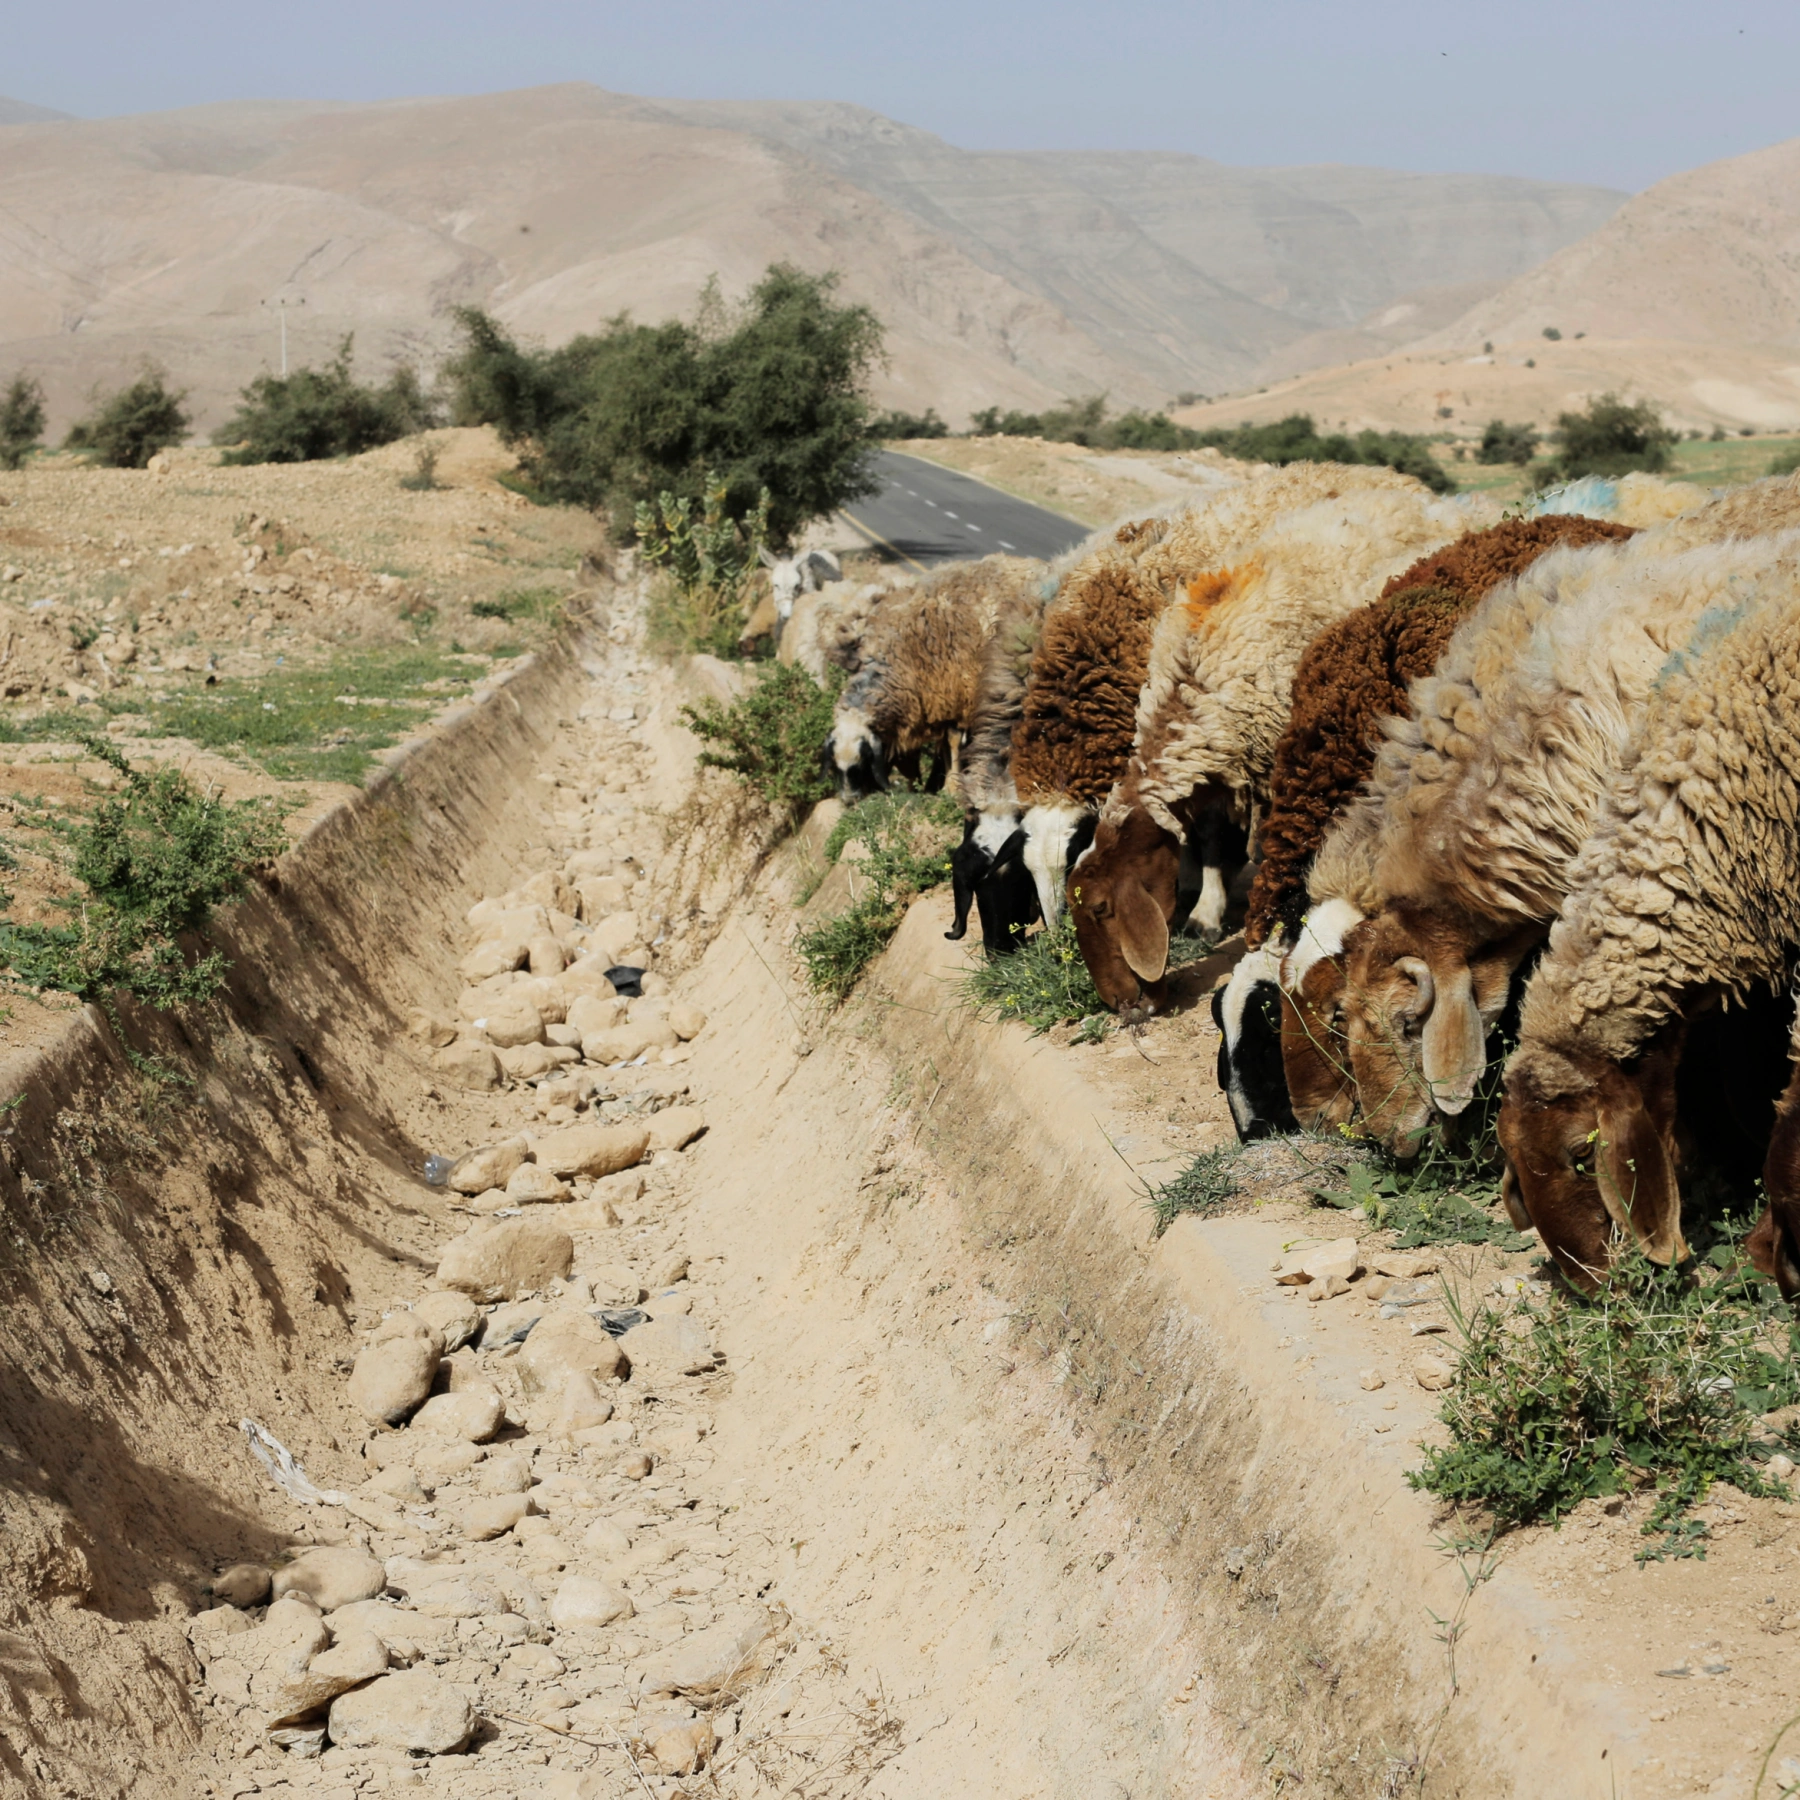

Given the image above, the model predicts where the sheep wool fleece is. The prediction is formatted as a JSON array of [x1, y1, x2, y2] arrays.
[[1515, 539, 1800, 1078], [1245, 513, 1636, 947]]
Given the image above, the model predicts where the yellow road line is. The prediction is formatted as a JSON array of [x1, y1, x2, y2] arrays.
[[838, 509, 927, 573]]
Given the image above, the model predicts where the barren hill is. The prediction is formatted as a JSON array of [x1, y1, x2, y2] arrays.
[[1175, 135, 1800, 437], [0, 83, 1619, 434]]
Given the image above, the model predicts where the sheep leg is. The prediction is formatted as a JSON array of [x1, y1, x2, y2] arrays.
[[1756, 1059, 1800, 1299]]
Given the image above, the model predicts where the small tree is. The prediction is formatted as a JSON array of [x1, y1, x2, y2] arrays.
[[1552, 393, 1676, 479], [1479, 419, 1539, 466], [65, 367, 190, 469], [216, 337, 438, 464], [0, 376, 46, 471], [871, 407, 949, 439]]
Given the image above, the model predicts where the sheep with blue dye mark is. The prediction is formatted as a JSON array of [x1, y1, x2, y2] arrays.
[[1336, 473, 1800, 1153], [1497, 538, 1800, 1291]]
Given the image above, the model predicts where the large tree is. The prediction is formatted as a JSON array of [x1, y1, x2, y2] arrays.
[[448, 265, 884, 549]]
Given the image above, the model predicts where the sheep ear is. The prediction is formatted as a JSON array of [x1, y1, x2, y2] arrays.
[[1420, 962, 1486, 1115], [757, 546, 778, 569], [1594, 1079, 1686, 1266], [1114, 879, 1169, 985]]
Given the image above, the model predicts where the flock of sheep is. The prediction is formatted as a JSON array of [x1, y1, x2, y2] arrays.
[[771, 459, 1800, 1300]]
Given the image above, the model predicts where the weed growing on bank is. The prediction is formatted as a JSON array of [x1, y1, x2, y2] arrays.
[[0, 739, 289, 1007], [960, 913, 1105, 1034], [1412, 1235, 1800, 1557], [1148, 1145, 1240, 1233], [640, 476, 772, 657], [796, 791, 959, 998], [681, 662, 837, 818]]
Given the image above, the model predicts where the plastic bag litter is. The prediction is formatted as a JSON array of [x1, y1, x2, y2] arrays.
[[605, 965, 644, 998], [596, 1308, 648, 1337], [240, 1419, 351, 1508], [423, 1154, 455, 1187]]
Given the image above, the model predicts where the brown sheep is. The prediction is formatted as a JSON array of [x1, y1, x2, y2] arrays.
[[824, 555, 1042, 799], [1067, 470, 1481, 1015], [1210, 515, 1636, 1140]]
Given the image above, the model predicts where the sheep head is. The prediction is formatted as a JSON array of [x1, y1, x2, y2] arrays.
[[822, 709, 887, 801], [1342, 905, 1530, 1152], [1265, 899, 1365, 1132], [1067, 804, 1181, 1015], [1498, 1030, 1688, 1290], [946, 812, 1039, 956]]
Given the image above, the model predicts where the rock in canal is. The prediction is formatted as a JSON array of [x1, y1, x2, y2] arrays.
[[534, 1122, 650, 1180], [518, 1307, 627, 1395], [623, 1311, 717, 1378], [1413, 1355, 1456, 1391], [272, 1546, 387, 1612], [550, 1576, 633, 1630], [646, 1107, 707, 1152], [1275, 1238, 1361, 1286], [410, 1385, 506, 1442], [435, 1216, 573, 1302], [463, 1493, 536, 1540], [430, 1041, 502, 1091], [507, 1162, 571, 1204], [210, 1563, 271, 1608], [348, 1335, 440, 1425], [447, 1136, 533, 1196], [327, 1667, 475, 1755], [411, 1289, 482, 1352]]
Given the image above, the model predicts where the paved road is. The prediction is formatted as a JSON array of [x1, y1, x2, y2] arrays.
[[840, 450, 1091, 568]]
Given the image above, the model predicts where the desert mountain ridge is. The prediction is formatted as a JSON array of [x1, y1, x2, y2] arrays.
[[1175, 133, 1800, 438], [0, 82, 1624, 434]]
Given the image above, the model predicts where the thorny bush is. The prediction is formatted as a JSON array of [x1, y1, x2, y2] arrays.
[[0, 739, 290, 1007], [1412, 1230, 1800, 1558]]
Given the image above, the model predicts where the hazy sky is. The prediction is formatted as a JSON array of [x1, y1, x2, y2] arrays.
[[10, 0, 1800, 192]]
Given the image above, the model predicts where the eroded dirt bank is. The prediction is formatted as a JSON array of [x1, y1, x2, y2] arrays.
[[0, 600, 1793, 1800]]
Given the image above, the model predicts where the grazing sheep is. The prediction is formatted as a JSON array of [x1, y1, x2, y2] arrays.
[[823, 554, 1043, 800], [1341, 486, 1800, 1152], [945, 576, 1055, 953], [778, 578, 885, 684], [1498, 542, 1800, 1289], [1064, 466, 1481, 1016], [760, 546, 843, 618], [1212, 514, 1636, 1140], [1529, 470, 1706, 531]]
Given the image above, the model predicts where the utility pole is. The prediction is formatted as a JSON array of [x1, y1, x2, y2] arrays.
[[261, 296, 305, 375]]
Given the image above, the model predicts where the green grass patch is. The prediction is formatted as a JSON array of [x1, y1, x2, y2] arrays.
[[0, 738, 290, 1007], [469, 585, 568, 625], [960, 912, 1105, 1035], [681, 662, 837, 818], [1313, 1158, 1522, 1249], [795, 791, 959, 998], [145, 650, 477, 784], [1412, 1233, 1800, 1558]]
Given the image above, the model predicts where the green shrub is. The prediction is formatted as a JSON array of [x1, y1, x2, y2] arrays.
[[1542, 326, 1563, 341], [960, 913, 1105, 1034], [872, 408, 949, 439], [215, 337, 438, 465], [1478, 419, 1539, 466], [65, 367, 190, 469], [680, 662, 837, 816], [469, 587, 565, 626], [400, 441, 442, 490], [1412, 1236, 1799, 1557], [0, 740, 289, 1007], [639, 474, 770, 657], [795, 792, 959, 997], [0, 375, 46, 471], [1769, 444, 1800, 478], [1550, 392, 1676, 480], [446, 264, 883, 549]]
